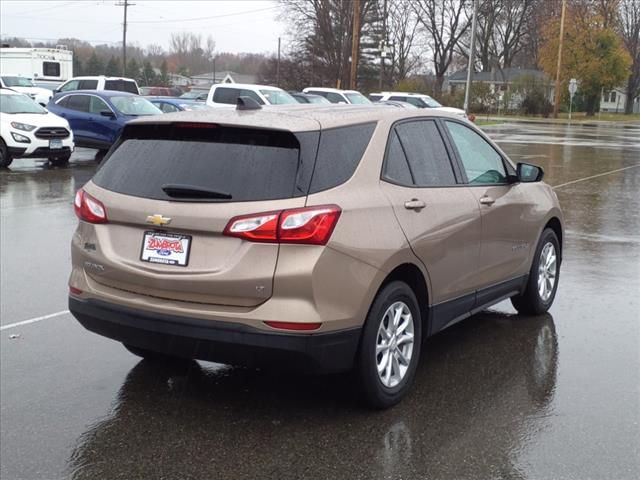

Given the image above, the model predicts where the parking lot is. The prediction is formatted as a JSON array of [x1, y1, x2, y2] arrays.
[[1, 123, 639, 479]]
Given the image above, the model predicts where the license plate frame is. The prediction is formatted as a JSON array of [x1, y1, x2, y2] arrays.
[[140, 231, 192, 267], [49, 139, 63, 149]]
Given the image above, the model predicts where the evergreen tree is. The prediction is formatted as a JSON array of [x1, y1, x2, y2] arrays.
[[85, 52, 104, 76], [72, 53, 84, 77], [105, 56, 120, 76], [141, 61, 157, 86], [125, 58, 141, 82], [159, 59, 169, 87]]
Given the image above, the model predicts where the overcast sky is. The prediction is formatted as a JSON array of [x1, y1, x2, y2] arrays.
[[1, 0, 286, 54]]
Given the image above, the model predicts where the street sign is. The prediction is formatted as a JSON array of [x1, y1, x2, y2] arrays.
[[569, 78, 578, 98]]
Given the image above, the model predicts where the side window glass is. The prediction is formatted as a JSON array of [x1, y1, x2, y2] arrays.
[[66, 95, 91, 112], [89, 96, 110, 114], [389, 96, 407, 102], [240, 89, 265, 105], [445, 121, 507, 184], [161, 103, 179, 113], [406, 97, 425, 107], [326, 93, 343, 103], [79, 80, 98, 89], [383, 130, 413, 186], [60, 80, 79, 92], [213, 87, 239, 104], [394, 121, 456, 186]]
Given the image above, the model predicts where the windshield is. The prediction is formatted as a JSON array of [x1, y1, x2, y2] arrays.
[[0, 93, 46, 114], [259, 89, 297, 105], [2, 76, 35, 87], [422, 96, 442, 108], [345, 92, 371, 104], [111, 96, 162, 115]]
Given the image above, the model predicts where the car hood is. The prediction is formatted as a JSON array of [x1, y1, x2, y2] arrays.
[[3, 111, 70, 128]]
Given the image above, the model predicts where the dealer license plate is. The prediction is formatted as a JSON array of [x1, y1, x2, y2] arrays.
[[140, 231, 191, 267]]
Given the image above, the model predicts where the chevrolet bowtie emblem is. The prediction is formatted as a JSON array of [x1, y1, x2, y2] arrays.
[[146, 214, 171, 226]]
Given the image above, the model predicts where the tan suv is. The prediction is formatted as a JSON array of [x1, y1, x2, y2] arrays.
[[69, 102, 563, 408]]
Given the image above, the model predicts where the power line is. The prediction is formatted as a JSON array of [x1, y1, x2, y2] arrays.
[[127, 5, 278, 24]]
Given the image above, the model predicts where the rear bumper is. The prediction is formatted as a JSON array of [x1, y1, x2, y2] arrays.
[[69, 296, 361, 373]]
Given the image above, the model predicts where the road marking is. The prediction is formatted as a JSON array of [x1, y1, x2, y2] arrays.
[[553, 164, 640, 189], [0, 310, 70, 331]]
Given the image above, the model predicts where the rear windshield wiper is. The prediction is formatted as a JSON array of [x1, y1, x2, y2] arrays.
[[161, 184, 232, 200]]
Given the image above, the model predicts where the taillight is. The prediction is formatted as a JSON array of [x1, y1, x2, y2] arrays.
[[224, 205, 341, 245], [264, 321, 322, 331], [74, 189, 107, 224]]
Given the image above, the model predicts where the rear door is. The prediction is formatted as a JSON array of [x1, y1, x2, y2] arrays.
[[380, 119, 482, 310], [61, 94, 92, 140], [85, 124, 318, 307]]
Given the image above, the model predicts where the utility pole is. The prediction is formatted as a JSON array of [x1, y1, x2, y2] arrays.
[[350, 0, 361, 90], [553, 0, 566, 119], [277, 37, 281, 87], [116, 0, 133, 77], [379, 0, 387, 91], [463, 0, 479, 115]]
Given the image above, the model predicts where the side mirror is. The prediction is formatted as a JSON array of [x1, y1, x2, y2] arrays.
[[517, 162, 544, 182], [100, 110, 115, 118], [53, 88, 61, 94]]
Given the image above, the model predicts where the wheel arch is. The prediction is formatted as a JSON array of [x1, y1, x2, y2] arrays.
[[544, 217, 563, 261]]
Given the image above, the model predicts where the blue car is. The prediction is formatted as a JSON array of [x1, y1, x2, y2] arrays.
[[47, 90, 161, 151], [147, 96, 210, 113]]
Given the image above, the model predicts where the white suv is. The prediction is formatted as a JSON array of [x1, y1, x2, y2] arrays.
[[0, 89, 74, 168], [55, 76, 140, 95], [302, 87, 371, 104], [0, 76, 53, 106], [206, 84, 298, 108], [370, 92, 468, 119]]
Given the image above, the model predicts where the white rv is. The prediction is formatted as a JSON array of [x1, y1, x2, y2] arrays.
[[0, 47, 73, 83]]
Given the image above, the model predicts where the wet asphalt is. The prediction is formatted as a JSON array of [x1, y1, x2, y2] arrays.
[[1, 123, 639, 480]]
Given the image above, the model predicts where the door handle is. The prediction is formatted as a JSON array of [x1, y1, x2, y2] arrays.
[[479, 196, 495, 206], [404, 199, 426, 210]]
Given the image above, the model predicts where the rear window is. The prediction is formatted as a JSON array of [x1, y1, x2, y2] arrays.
[[104, 80, 138, 94], [93, 124, 320, 202]]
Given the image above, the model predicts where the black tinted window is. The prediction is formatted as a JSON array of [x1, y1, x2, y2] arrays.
[[383, 131, 413, 185], [93, 125, 319, 202], [65, 95, 90, 112], [309, 123, 375, 193], [79, 80, 99, 89], [394, 121, 455, 186], [104, 80, 138, 94], [43, 62, 60, 77], [213, 87, 239, 104], [389, 96, 407, 102]]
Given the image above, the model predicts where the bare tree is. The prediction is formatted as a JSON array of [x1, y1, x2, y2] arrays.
[[386, 0, 422, 83], [413, 0, 472, 96], [618, 0, 640, 113]]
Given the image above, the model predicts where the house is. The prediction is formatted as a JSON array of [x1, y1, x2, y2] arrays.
[[600, 87, 639, 113], [190, 70, 258, 88], [445, 67, 554, 109]]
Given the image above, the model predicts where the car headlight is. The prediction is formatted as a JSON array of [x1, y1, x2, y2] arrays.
[[11, 132, 31, 143], [11, 122, 37, 131]]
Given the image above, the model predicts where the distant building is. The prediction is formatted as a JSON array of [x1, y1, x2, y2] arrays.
[[600, 87, 639, 113], [190, 70, 258, 88]]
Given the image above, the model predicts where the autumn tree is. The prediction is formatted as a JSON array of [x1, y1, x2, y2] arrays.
[[618, 0, 640, 113], [539, 7, 631, 115]]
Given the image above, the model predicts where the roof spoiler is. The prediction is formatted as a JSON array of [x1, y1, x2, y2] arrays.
[[236, 96, 262, 111]]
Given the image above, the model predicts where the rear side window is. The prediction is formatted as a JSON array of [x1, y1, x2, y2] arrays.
[[309, 123, 375, 193], [391, 121, 456, 187], [104, 80, 138, 94], [93, 125, 320, 202], [79, 79, 98, 89], [383, 131, 413, 185], [213, 87, 239, 104], [65, 95, 90, 112]]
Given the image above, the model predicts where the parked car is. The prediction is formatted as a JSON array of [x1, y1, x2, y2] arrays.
[[206, 83, 298, 107], [302, 87, 371, 104], [289, 92, 332, 104], [68, 104, 563, 408], [54, 76, 140, 95], [0, 89, 74, 167], [139, 86, 181, 97], [47, 90, 160, 153], [0, 75, 53, 106], [147, 97, 210, 113], [376, 100, 418, 109], [371, 92, 468, 120], [179, 89, 208, 101]]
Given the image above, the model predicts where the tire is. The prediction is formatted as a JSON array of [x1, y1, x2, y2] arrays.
[[0, 139, 13, 168], [48, 153, 71, 167], [511, 228, 560, 315], [123, 343, 189, 364], [355, 281, 422, 409]]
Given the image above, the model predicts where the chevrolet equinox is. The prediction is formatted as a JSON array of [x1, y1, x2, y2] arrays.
[[69, 101, 563, 408]]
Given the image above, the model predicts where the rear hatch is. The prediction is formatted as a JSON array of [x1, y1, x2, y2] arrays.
[[85, 122, 319, 307]]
